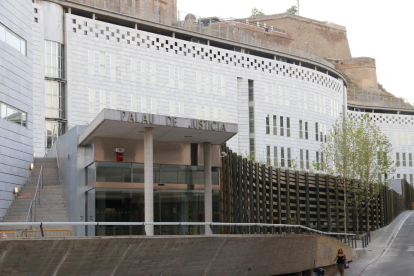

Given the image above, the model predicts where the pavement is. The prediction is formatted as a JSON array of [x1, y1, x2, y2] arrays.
[[343, 210, 414, 276]]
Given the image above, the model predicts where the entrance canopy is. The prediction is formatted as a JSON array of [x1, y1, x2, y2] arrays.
[[78, 109, 238, 146]]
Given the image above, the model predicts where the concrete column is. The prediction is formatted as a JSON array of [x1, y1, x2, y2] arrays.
[[204, 142, 212, 235], [172, 32, 175, 38], [144, 127, 154, 236]]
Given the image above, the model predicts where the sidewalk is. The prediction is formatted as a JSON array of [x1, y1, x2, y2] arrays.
[[345, 210, 414, 276]]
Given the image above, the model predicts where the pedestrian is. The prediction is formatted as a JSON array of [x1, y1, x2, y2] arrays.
[[334, 248, 346, 276]]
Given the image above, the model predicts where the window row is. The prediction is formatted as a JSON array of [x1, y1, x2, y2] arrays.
[[396, 153, 413, 167], [0, 23, 26, 55], [0, 102, 27, 127], [88, 89, 229, 121], [263, 83, 341, 118], [266, 146, 311, 170], [91, 162, 219, 185], [195, 71, 227, 97], [395, 131, 412, 146], [265, 115, 290, 137], [264, 117, 327, 142]]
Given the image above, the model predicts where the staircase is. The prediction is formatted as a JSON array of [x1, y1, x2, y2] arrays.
[[1, 158, 70, 230]]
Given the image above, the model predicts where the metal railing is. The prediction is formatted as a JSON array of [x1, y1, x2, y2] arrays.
[[360, 232, 371, 248], [347, 87, 414, 110], [25, 166, 43, 228], [64, 0, 334, 68], [0, 221, 358, 248]]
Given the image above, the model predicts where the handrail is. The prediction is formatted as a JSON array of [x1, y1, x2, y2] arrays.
[[24, 166, 43, 229], [1, 221, 357, 247], [55, 140, 60, 169]]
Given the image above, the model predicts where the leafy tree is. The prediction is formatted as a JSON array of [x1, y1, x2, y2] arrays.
[[286, 5, 298, 15], [250, 7, 265, 17], [317, 114, 395, 234]]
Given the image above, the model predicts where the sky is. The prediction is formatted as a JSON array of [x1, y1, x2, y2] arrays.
[[177, 0, 414, 100]]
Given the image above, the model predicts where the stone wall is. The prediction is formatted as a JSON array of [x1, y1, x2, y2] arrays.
[[81, 0, 177, 20], [246, 14, 352, 59], [332, 57, 378, 89], [0, 235, 356, 276]]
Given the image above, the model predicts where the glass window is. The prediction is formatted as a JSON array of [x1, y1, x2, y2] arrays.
[[267, 145, 271, 165], [5, 29, 21, 51], [1, 23, 26, 55], [280, 116, 284, 136], [45, 120, 65, 150], [249, 138, 255, 157], [86, 163, 96, 190], [287, 117, 290, 137], [274, 146, 278, 166], [0, 102, 26, 127], [403, 153, 406, 167], [266, 115, 270, 134], [0, 24, 5, 41], [96, 162, 132, 182], [45, 81, 65, 119], [305, 122, 308, 139], [45, 41, 64, 78], [306, 150, 309, 169], [0, 103, 7, 119], [315, 123, 319, 141], [273, 115, 277, 135], [300, 149, 304, 169], [316, 151, 319, 166], [287, 148, 291, 167], [249, 106, 254, 133], [299, 120, 303, 139], [159, 164, 187, 184], [281, 147, 285, 167], [248, 80, 254, 101]]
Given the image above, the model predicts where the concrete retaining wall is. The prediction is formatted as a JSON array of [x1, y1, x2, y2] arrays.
[[0, 234, 356, 276]]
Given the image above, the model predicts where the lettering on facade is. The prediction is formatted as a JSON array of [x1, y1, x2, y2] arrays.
[[120, 112, 228, 132], [121, 111, 154, 124], [188, 119, 226, 132], [166, 116, 178, 126]]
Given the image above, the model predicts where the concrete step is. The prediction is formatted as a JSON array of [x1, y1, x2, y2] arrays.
[[6, 207, 68, 212], [3, 157, 70, 225]]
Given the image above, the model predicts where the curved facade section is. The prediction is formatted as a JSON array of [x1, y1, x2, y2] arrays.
[[0, 0, 33, 220], [41, 13, 344, 170], [349, 110, 414, 184]]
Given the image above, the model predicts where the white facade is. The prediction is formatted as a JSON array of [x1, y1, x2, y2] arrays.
[[30, 5, 345, 174], [349, 110, 414, 183], [0, 0, 34, 220]]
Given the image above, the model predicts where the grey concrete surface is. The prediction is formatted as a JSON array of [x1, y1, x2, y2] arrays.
[[0, 234, 356, 276], [342, 211, 414, 276], [360, 212, 414, 276], [1, 158, 71, 230]]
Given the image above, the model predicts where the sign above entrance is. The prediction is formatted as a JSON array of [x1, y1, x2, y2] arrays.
[[120, 111, 228, 133], [78, 109, 238, 146]]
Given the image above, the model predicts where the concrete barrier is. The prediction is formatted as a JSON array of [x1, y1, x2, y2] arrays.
[[0, 234, 356, 276]]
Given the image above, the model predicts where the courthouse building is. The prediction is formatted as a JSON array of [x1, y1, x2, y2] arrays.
[[1, 0, 412, 232]]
